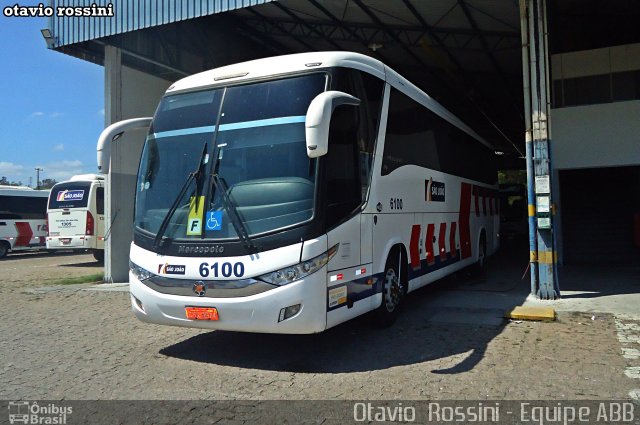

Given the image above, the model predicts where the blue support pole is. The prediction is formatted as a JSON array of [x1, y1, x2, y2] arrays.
[[528, 0, 559, 299]]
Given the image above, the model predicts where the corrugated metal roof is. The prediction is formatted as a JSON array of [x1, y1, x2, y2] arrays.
[[48, 0, 274, 48]]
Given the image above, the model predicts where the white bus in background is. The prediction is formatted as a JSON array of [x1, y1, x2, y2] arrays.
[[46, 174, 105, 262], [111, 51, 499, 334], [0, 186, 49, 258]]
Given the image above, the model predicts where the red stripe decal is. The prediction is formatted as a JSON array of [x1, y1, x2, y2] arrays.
[[438, 222, 447, 262], [459, 183, 472, 259], [473, 186, 480, 217], [482, 188, 488, 216], [425, 223, 435, 265], [409, 224, 422, 270], [15, 222, 33, 247], [449, 222, 457, 258]]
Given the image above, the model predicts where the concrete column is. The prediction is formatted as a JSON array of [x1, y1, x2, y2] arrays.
[[103, 46, 171, 282]]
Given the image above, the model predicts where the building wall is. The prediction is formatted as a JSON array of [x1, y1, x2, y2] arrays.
[[551, 100, 640, 170], [105, 46, 171, 282], [550, 43, 640, 170], [550, 44, 640, 264]]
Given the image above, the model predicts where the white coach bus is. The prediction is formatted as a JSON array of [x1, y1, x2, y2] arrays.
[[0, 186, 49, 258], [46, 174, 105, 262], [120, 52, 499, 333]]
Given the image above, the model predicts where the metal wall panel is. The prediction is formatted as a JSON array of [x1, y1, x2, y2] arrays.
[[48, 0, 273, 47]]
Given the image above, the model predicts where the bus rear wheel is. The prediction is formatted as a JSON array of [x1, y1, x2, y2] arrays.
[[472, 231, 487, 276], [374, 249, 406, 327], [0, 242, 9, 259], [92, 250, 104, 263]]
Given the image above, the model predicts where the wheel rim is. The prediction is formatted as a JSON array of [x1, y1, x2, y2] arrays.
[[478, 241, 486, 268], [383, 267, 402, 312]]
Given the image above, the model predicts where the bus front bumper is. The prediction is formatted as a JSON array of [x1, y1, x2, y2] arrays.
[[129, 272, 327, 334]]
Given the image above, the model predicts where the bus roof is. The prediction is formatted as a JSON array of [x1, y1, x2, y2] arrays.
[[166, 51, 491, 149], [68, 173, 104, 182], [166, 51, 385, 95], [0, 187, 50, 197]]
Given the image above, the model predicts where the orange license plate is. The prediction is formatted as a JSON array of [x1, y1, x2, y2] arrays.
[[185, 307, 219, 321]]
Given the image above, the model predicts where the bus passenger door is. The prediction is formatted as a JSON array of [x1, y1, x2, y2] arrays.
[[327, 217, 361, 271], [95, 185, 105, 250]]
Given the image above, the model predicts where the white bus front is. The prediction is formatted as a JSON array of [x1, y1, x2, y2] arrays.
[[129, 69, 376, 334]]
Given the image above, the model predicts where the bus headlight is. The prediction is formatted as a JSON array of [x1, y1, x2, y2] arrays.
[[257, 244, 338, 286], [129, 260, 154, 281]]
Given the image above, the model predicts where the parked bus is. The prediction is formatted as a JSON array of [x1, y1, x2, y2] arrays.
[[0, 186, 49, 258], [46, 174, 105, 262], [115, 52, 499, 334]]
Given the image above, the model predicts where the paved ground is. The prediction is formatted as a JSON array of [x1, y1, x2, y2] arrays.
[[0, 245, 638, 401]]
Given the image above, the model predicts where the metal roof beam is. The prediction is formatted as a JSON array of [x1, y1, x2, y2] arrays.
[[270, 3, 344, 50], [249, 15, 519, 39], [245, 8, 318, 51], [226, 14, 290, 56], [401, 0, 467, 73], [350, 0, 432, 71], [306, 0, 390, 63], [457, 0, 522, 116]]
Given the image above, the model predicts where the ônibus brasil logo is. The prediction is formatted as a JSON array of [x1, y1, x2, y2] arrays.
[[8, 401, 72, 424], [56, 190, 84, 202]]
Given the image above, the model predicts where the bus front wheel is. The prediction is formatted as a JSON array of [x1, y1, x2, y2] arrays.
[[374, 248, 406, 327], [0, 242, 9, 259]]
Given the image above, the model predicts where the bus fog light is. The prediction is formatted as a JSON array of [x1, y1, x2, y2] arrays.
[[131, 294, 145, 313], [278, 304, 301, 322]]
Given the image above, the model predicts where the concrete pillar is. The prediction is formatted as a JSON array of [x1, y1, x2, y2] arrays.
[[103, 46, 171, 282]]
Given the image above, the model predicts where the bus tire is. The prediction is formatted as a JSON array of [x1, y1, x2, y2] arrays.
[[0, 241, 9, 259], [92, 250, 104, 263], [472, 231, 487, 276], [374, 247, 407, 327]]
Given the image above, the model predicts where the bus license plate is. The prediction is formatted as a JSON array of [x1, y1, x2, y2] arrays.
[[60, 238, 71, 245], [185, 307, 219, 321]]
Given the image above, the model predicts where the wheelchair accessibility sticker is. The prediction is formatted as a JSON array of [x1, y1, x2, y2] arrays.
[[206, 211, 222, 231]]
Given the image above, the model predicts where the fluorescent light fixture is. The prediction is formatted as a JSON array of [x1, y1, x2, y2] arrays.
[[40, 28, 56, 48]]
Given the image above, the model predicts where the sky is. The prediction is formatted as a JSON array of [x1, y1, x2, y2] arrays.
[[0, 5, 104, 185]]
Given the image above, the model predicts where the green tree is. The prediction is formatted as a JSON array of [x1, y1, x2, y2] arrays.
[[39, 178, 58, 189]]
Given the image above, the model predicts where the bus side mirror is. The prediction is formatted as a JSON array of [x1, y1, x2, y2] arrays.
[[305, 91, 360, 158], [97, 117, 153, 173]]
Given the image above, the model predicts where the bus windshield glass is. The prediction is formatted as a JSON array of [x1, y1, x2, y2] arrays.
[[134, 73, 327, 242]]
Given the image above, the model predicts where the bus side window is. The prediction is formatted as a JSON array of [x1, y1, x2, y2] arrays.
[[325, 105, 360, 228], [96, 187, 104, 215], [333, 68, 384, 201]]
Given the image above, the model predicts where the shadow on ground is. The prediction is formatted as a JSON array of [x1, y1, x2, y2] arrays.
[[60, 260, 103, 268], [160, 238, 532, 373]]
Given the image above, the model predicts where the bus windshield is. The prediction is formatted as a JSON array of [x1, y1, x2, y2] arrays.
[[134, 73, 327, 242], [48, 182, 91, 209]]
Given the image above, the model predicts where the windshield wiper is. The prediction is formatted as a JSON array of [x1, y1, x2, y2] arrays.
[[209, 146, 258, 254], [210, 173, 258, 254], [152, 143, 208, 250]]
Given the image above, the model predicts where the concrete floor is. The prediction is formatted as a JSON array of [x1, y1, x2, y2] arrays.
[[432, 236, 640, 320]]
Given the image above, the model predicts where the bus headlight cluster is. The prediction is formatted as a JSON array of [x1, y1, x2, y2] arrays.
[[257, 244, 338, 286], [129, 260, 154, 281]]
